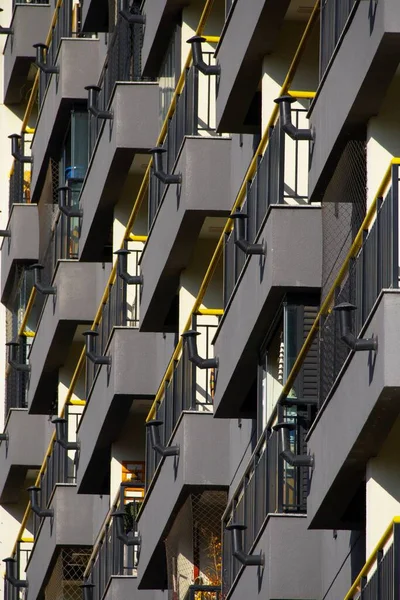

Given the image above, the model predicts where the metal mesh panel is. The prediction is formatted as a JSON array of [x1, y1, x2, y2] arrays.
[[44, 548, 91, 600], [165, 491, 226, 600]]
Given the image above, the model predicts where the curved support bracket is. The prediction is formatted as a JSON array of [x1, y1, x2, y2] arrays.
[[146, 420, 179, 457], [119, 9, 146, 24], [181, 330, 219, 369], [82, 331, 112, 366], [274, 96, 314, 141], [85, 85, 113, 120], [3, 558, 28, 588], [0, 432, 8, 443], [112, 510, 142, 547], [6, 342, 31, 373], [33, 43, 59, 74], [0, 230, 11, 238], [230, 212, 265, 256], [9, 134, 33, 164], [27, 486, 54, 519], [333, 302, 378, 352], [149, 147, 181, 185], [273, 422, 314, 468], [58, 186, 83, 218], [29, 263, 56, 295], [52, 418, 80, 451], [114, 249, 143, 285], [225, 524, 264, 566], [187, 36, 220, 76]]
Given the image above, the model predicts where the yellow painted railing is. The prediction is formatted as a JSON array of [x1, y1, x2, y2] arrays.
[[9, 0, 219, 553], [146, 0, 321, 422], [344, 517, 400, 599]]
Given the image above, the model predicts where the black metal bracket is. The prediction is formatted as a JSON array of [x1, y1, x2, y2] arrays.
[[149, 147, 181, 185], [273, 422, 314, 468], [52, 417, 80, 451], [57, 186, 83, 218], [0, 432, 8, 443], [3, 558, 27, 588], [119, 9, 146, 24], [114, 249, 143, 285], [82, 331, 112, 366], [0, 230, 11, 237], [0, 11, 13, 35], [181, 330, 219, 369], [29, 263, 57, 295], [9, 134, 33, 163], [33, 43, 59, 74], [112, 510, 142, 547], [225, 523, 264, 566], [146, 420, 179, 457], [187, 36, 220, 76], [6, 342, 30, 373], [275, 95, 314, 141], [333, 302, 378, 352], [27, 486, 54, 519], [230, 212, 265, 256], [85, 85, 113, 120], [80, 582, 95, 600]]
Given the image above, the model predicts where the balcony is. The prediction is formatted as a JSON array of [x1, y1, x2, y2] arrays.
[[31, 29, 101, 201], [27, 260, 109, 414], [3, 1, 51, 105], [1, 203, 39, 307], [0, 409, 51, 503], [309, 0, 400, 198], [222, 426, 319, 600], [77, 258, 172, 493], [137, 320, 229, 589]]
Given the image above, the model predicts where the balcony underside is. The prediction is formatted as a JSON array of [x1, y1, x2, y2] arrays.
[[81, 0, 108, 32], [308, 290, 400, 530]]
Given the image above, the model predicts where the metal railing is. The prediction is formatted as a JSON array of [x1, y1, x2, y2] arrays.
[[84, 483, 144, 600], [13, 0, 48, 5], [186, 585, 221, 600], [32, 406, 80, 537], [54, 179, 83, 263], [344, 518, 400, 600], [319, 0, 358, 79], [148, 52, 218, 231], [9, 134, 33, 210], [145, 319, 217, 488], [222, 417, 307, 596], [87, 1, 145, 159], [5, 348, 29, 417], [4, 538, 33, 600], [85, 249, 142, 398], [223, 106, 309, 308], [319, 165, 399, 406], [38, 0, 73, 106]]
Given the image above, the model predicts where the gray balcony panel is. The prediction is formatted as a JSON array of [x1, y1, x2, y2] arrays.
[[3, 4, 51, 105], [0, 409, 50, 503], [30, 38, 101, 202], [81, 0, 108, 32], [308, 290, 400, 529], [78, 82, 159, 261], [215, 0, 291, 133], [77, 327, 165, 495], [27, 261, 105, 415], [309, 0, 400, 200], [1, 203, 39, 307], [227, 515, 319, 600], [141, 0, 187, 77], [137, 412, 229, 589], [213, 205, 322, 418], [104, 575, 166, 600], [140, 136, 231, 332], [26, 485, 94, 600]]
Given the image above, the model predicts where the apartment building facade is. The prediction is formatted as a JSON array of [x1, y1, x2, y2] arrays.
[[0, 0, 399, 599]]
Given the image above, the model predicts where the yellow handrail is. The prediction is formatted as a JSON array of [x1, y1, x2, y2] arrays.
[[344, 517, 400, 599], [146, 0, 321, 422], [277, 157, 400, 405]]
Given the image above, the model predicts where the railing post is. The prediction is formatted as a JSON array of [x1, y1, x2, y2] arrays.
[[393, 522, 400, 599], [392, 164, 399, 289], [376, 196, 383, 298], [360, 229, 368, 325]]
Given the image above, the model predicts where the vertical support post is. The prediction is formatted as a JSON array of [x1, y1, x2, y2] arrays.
[[361, 229, 368, 326], [190, 314, 197, 410], [376, 196, 383, 297], [391, 164, 399, 289], [393, 522, 400, 599]]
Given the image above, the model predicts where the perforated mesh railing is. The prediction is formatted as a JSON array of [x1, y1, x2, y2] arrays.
[[44, 548, 91, 600]]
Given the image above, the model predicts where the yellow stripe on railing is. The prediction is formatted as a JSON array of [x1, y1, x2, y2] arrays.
[[277, 157, 400, 406], [129, 234, 148, 243], [146, 0, 321, 422], [344, 517, 400, 600]]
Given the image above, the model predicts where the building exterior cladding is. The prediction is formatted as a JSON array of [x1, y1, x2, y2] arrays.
[[1, 1, 400, 600]]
